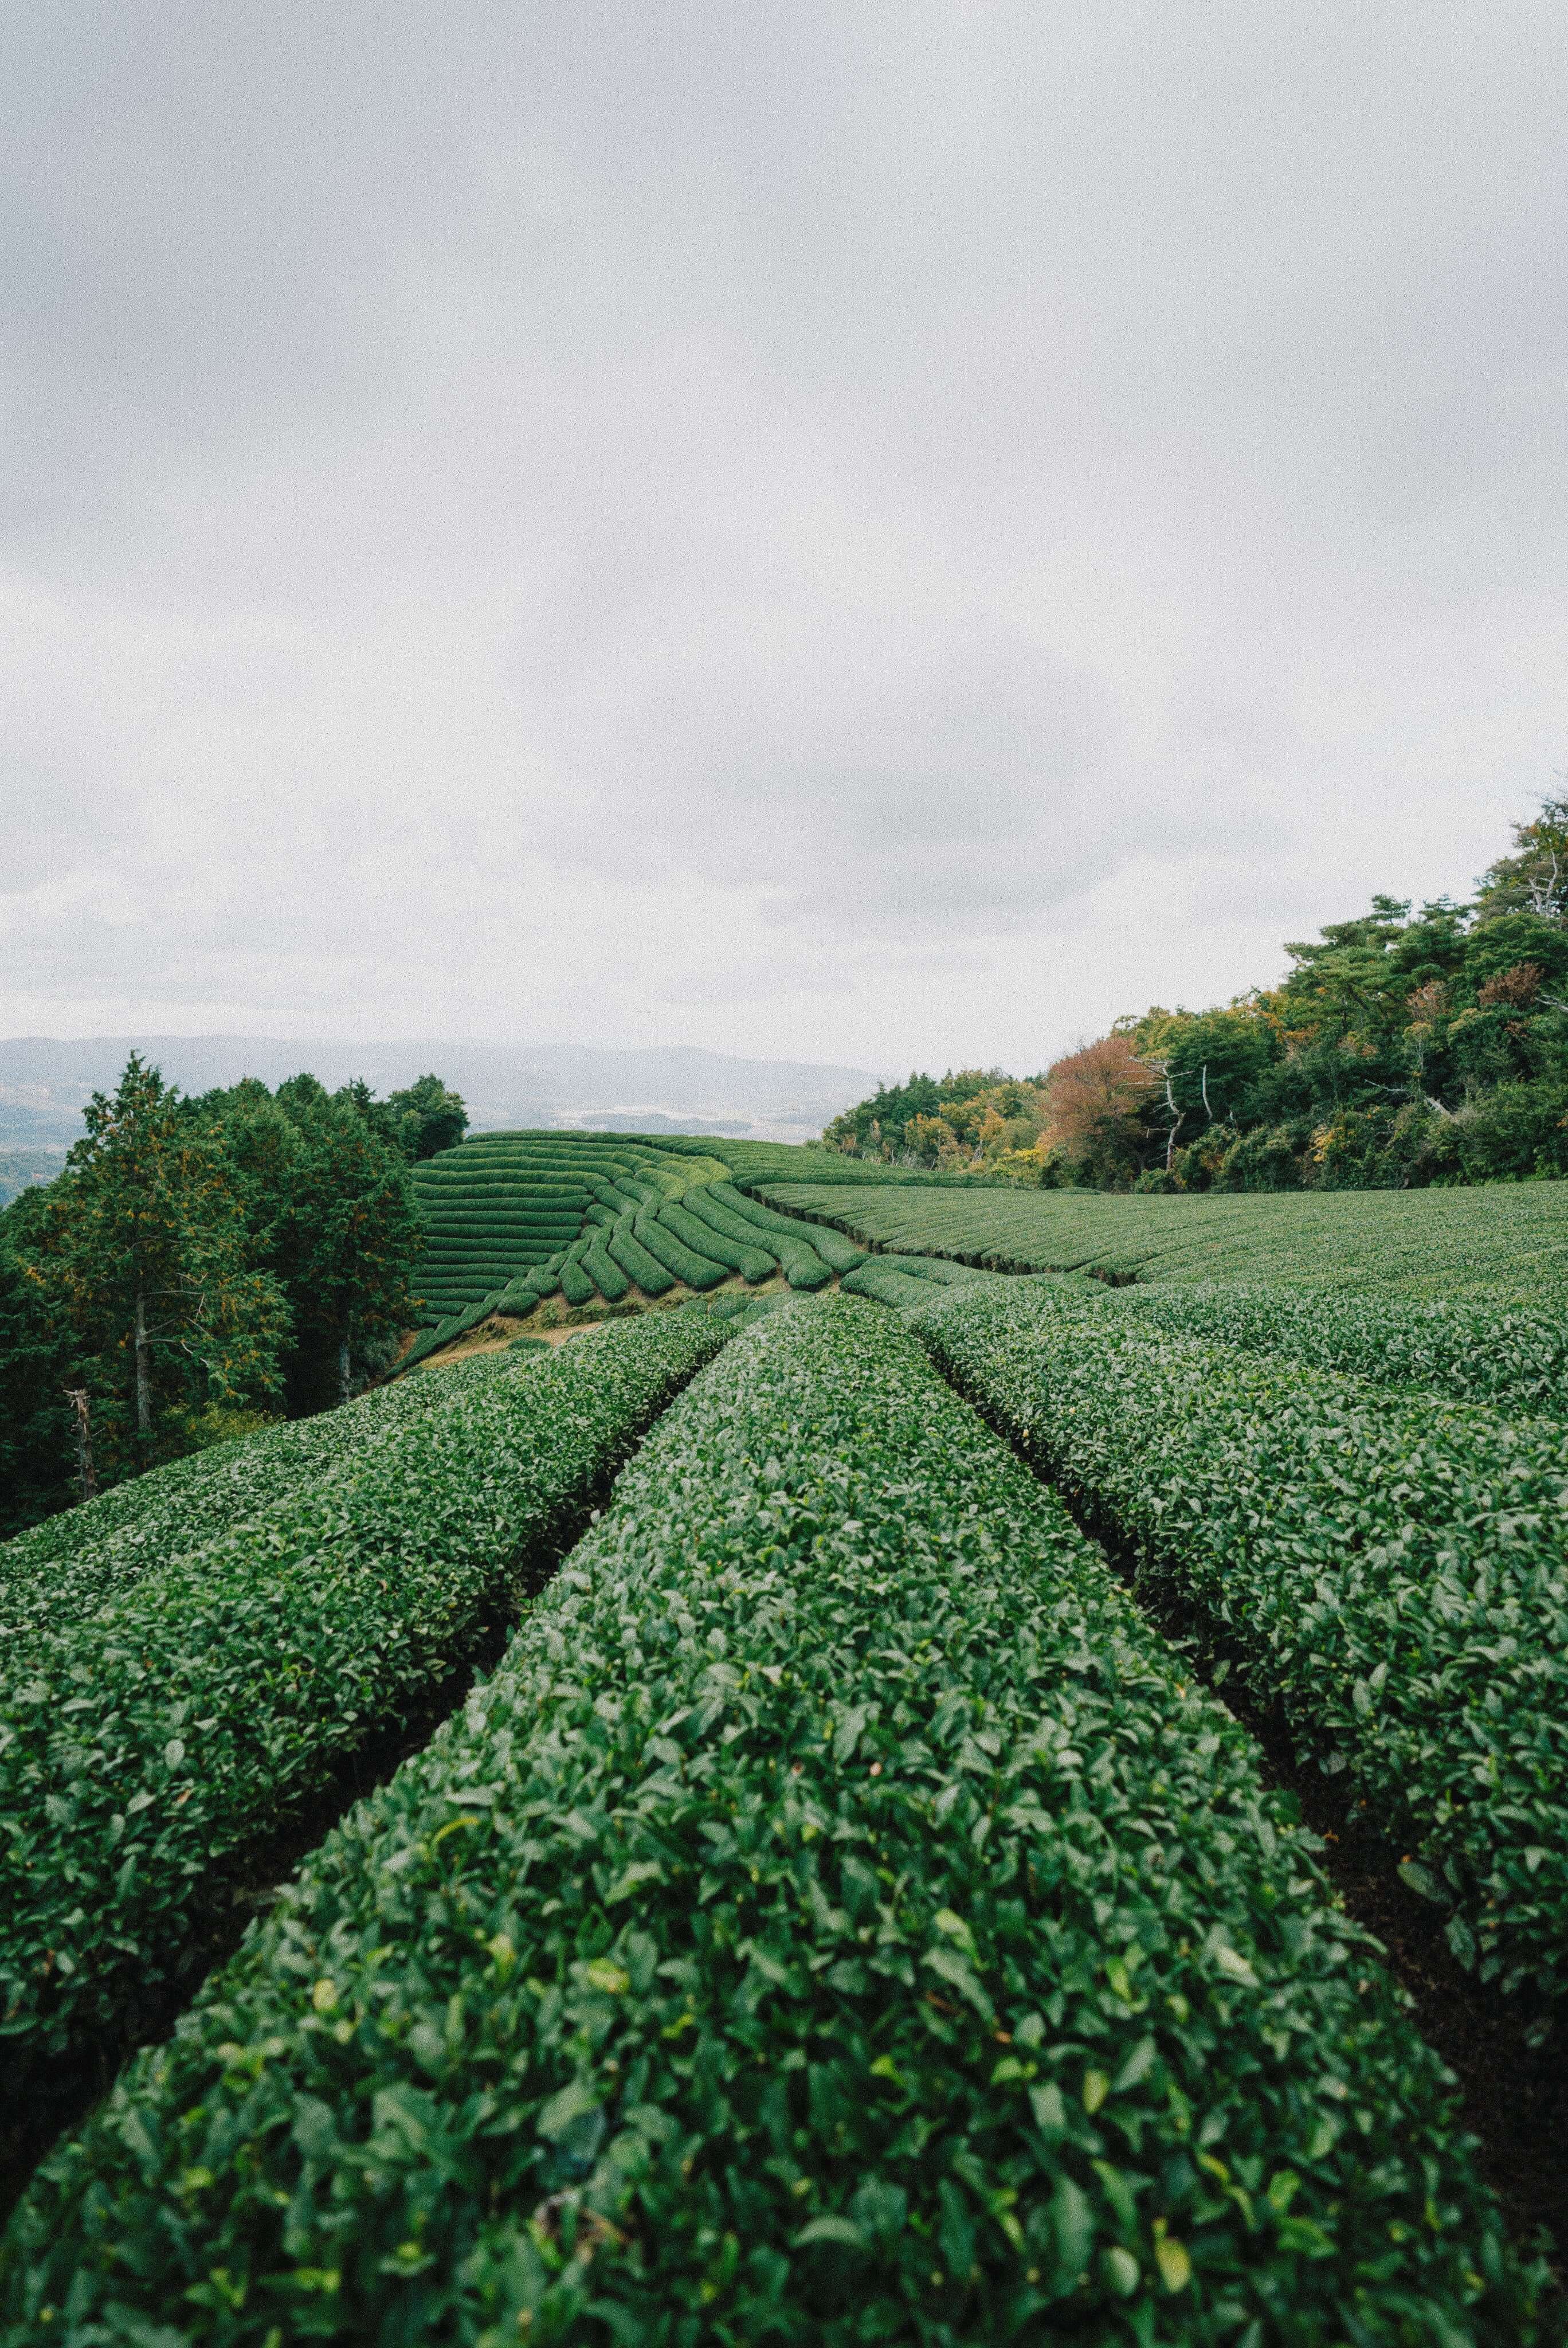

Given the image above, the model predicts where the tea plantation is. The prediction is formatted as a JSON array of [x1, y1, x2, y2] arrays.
[[764, 1176, 1568, 1302], [2, 1160, 1566, 2341], [400, 1131, 868, 1368]]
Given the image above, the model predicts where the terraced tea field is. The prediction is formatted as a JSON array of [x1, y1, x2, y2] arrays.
[[3, 1168, 1566, 2341], [765, 1175, 1568, 1300], [402, 1130, 867, 1367]]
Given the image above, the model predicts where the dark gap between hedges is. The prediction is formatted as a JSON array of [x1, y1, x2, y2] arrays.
[[927, 1345, 1568, 2285], [0, 1460, 646, 2228]]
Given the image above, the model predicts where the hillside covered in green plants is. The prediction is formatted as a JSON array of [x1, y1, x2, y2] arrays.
[[770, 1172, 1568, 1304], [4, 1265, 1565, 2335], [824, 792, 1568, 1191], [5, 816, 1568, 2338], [5, 1082, 1568, 2330]]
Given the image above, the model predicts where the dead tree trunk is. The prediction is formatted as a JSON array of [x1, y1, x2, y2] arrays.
[[1163, 1070, 1185, 1172], [65, 1388, 98, 1504], [134, 1290, 152, 1444], [338, 1311, 354, 1408]]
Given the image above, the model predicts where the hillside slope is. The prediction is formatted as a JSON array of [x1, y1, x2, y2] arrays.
[[403, 1131, 873, 1365], [764, 1177, 1568, 1301]]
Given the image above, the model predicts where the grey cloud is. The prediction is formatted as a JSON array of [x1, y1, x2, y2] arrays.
[[2, 2, 1565, 1071]]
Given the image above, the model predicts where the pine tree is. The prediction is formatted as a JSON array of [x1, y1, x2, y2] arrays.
[[21, 1054, 289, 1468]]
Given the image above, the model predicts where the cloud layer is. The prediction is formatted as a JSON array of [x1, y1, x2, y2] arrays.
[[3, 2, 1566, 1074]]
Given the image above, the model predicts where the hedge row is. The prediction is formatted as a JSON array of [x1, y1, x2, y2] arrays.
[[591, 1180, 640, 1215], [581, 1231, 631, 1303], [421, 1236, 574, 1254], [606, 1212, 677, 1297], [0, 1361, 511, 1584], [660, 1195, 774, 1283], [420, 1210, 582, 1227], [842, 1261, 951, 1309], [841, 1255, 987, 1311], [417, 1250, 571, 1273], [0, 1309, 734, 2107], [413, 1177, 591, 1198], [0, 1428, 283, 1586], [692, 1184, 833, 1289], [1114, 1280, 1568, 1419], [717, 1181, 862, 1277], [558, 1254, 597, 1308], [911, 1281, 1568, 2015], [632, 1204, 728, 1292], [0, 1356, 512, 1655], [2, 1298, 1542, 2341]]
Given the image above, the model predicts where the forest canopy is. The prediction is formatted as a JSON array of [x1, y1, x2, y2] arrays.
[[0, 1058, 465, 1535], [825, 793, 1568, 1194]]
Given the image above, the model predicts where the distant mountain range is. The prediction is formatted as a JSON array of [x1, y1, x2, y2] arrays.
[[0, 1037, 884, 1156]]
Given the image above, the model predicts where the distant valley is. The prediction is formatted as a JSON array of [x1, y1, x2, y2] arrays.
[[0, 1036, 884, 1199]]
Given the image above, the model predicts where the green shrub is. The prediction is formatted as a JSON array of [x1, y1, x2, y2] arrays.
[[1115, 1279, 1568, 1416], [840, 1260, 950, 1309], [659, 1196, 774, 1282], [699, 1185, 835, 1288], [581, 1232, 631, 1303], [2, 1301, 1542, 2342], [558, 1256, 597, 1307], [841, 1257, 986, 1311], [0, 1368, 490, 1652], [1210, 1125, 1306, 1191], [910, 1281, 1568, 2014], [0, 1311, 734, 2108], [605, 1213, 676, 1296], [715, 1182, 863, 1274], [630, 1207, 728, 1291]]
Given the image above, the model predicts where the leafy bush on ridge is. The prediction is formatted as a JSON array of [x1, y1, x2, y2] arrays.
[[1111, 1281, 1568, 1418], [2, 1300, 1544, 2342], [0, 1352, 514, 1653], [770, 1177, 1568, 1303], [910, 1281, 1568, 2017], [0, 1309, 732, 2104]]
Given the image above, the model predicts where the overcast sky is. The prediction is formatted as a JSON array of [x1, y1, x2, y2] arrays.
[[2, 2, 1565, 1078]]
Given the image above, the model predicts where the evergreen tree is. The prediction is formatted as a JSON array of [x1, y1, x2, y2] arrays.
[[18, 1054, 289, 1475], [0, 1187, 78, 1532], [211, 1074, 422, 1412], [386, 1073, 468, 1160], [1475, 791, 1568, 922]]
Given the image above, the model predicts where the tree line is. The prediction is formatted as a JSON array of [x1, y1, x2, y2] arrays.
[[0, 1058, 465, 1536], [825, 792, 1568, 1192]]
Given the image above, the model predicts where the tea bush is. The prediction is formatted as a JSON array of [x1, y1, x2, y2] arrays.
[[2, 1299, 1541, 2343], [0, 1310, 733, 2103]]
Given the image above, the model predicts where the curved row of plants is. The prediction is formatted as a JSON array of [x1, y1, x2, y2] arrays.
[[0, 1309, 733, 2112], [401, 1175, 866, 1369], [842, 1253, 986, 1310], [3, 1298, 1544, 2341], [910, 1281, 1568, 2019], [0, 1352, 511, 1652], [762, 1177, 1566, 1305], [409, 1136, 733, 1320]]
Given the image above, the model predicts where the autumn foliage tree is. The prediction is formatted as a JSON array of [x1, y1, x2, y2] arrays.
[[1041, 1034, 1161, 1185]]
